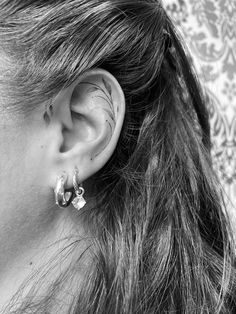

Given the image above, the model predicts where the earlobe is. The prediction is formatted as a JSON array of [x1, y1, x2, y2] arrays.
[[47, 68, 125, 190]]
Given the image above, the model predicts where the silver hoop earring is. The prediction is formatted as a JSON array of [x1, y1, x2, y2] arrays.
[[54, 172, 73, 208], [72, 167, 86, 210]]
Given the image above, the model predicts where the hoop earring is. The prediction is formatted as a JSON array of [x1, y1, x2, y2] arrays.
[[72, 167, 86, 210], [54, 172, 74, 208]]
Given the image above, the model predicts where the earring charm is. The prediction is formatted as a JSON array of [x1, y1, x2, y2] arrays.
[[71, 167, 86, 210]]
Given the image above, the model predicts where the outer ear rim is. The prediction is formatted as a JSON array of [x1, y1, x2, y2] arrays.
[[89, 68, 126, 160]]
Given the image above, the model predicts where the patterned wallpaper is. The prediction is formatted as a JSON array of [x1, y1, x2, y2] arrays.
[[163, 0, 236, 227]]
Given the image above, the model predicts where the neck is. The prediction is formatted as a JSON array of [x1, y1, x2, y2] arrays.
[[0, 206, 91, 313]]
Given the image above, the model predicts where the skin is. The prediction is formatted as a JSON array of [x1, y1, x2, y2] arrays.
[[0, 68, 125, 309]]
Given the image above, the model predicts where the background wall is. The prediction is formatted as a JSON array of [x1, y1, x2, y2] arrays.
[[163, 0, 236, 228]]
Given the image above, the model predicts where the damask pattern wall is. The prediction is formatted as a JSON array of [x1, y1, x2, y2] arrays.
[[163, 0, 236, 227]]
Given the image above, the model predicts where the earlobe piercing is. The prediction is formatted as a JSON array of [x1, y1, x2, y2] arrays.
[[54, 167, 86, 210], [54, 172, 74, 208], [71, 166, 86, 210]]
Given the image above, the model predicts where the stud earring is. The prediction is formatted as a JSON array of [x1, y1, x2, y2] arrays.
[[54, 172, 74, 208], [71, 166, 86, 210]]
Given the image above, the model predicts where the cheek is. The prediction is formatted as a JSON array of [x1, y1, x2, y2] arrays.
[[0, 109, 48, 197], [0, 115, 58, 263], [0, 122, 31, 249], [0, 118, 51, 234], [0, 124, 27, 203], [0, 118, 52, 207]]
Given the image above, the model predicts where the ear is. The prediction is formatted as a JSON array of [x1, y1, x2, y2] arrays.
[[46, 68, 125, 189]]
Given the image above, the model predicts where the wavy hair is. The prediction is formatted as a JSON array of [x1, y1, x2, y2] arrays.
[[0, 0, 236, 313]]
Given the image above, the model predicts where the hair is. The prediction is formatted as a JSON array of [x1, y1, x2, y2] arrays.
[[0, 0, 236, 313]]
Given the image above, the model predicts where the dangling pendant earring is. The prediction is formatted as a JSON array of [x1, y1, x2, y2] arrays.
[[72, 166, 86, 210]]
